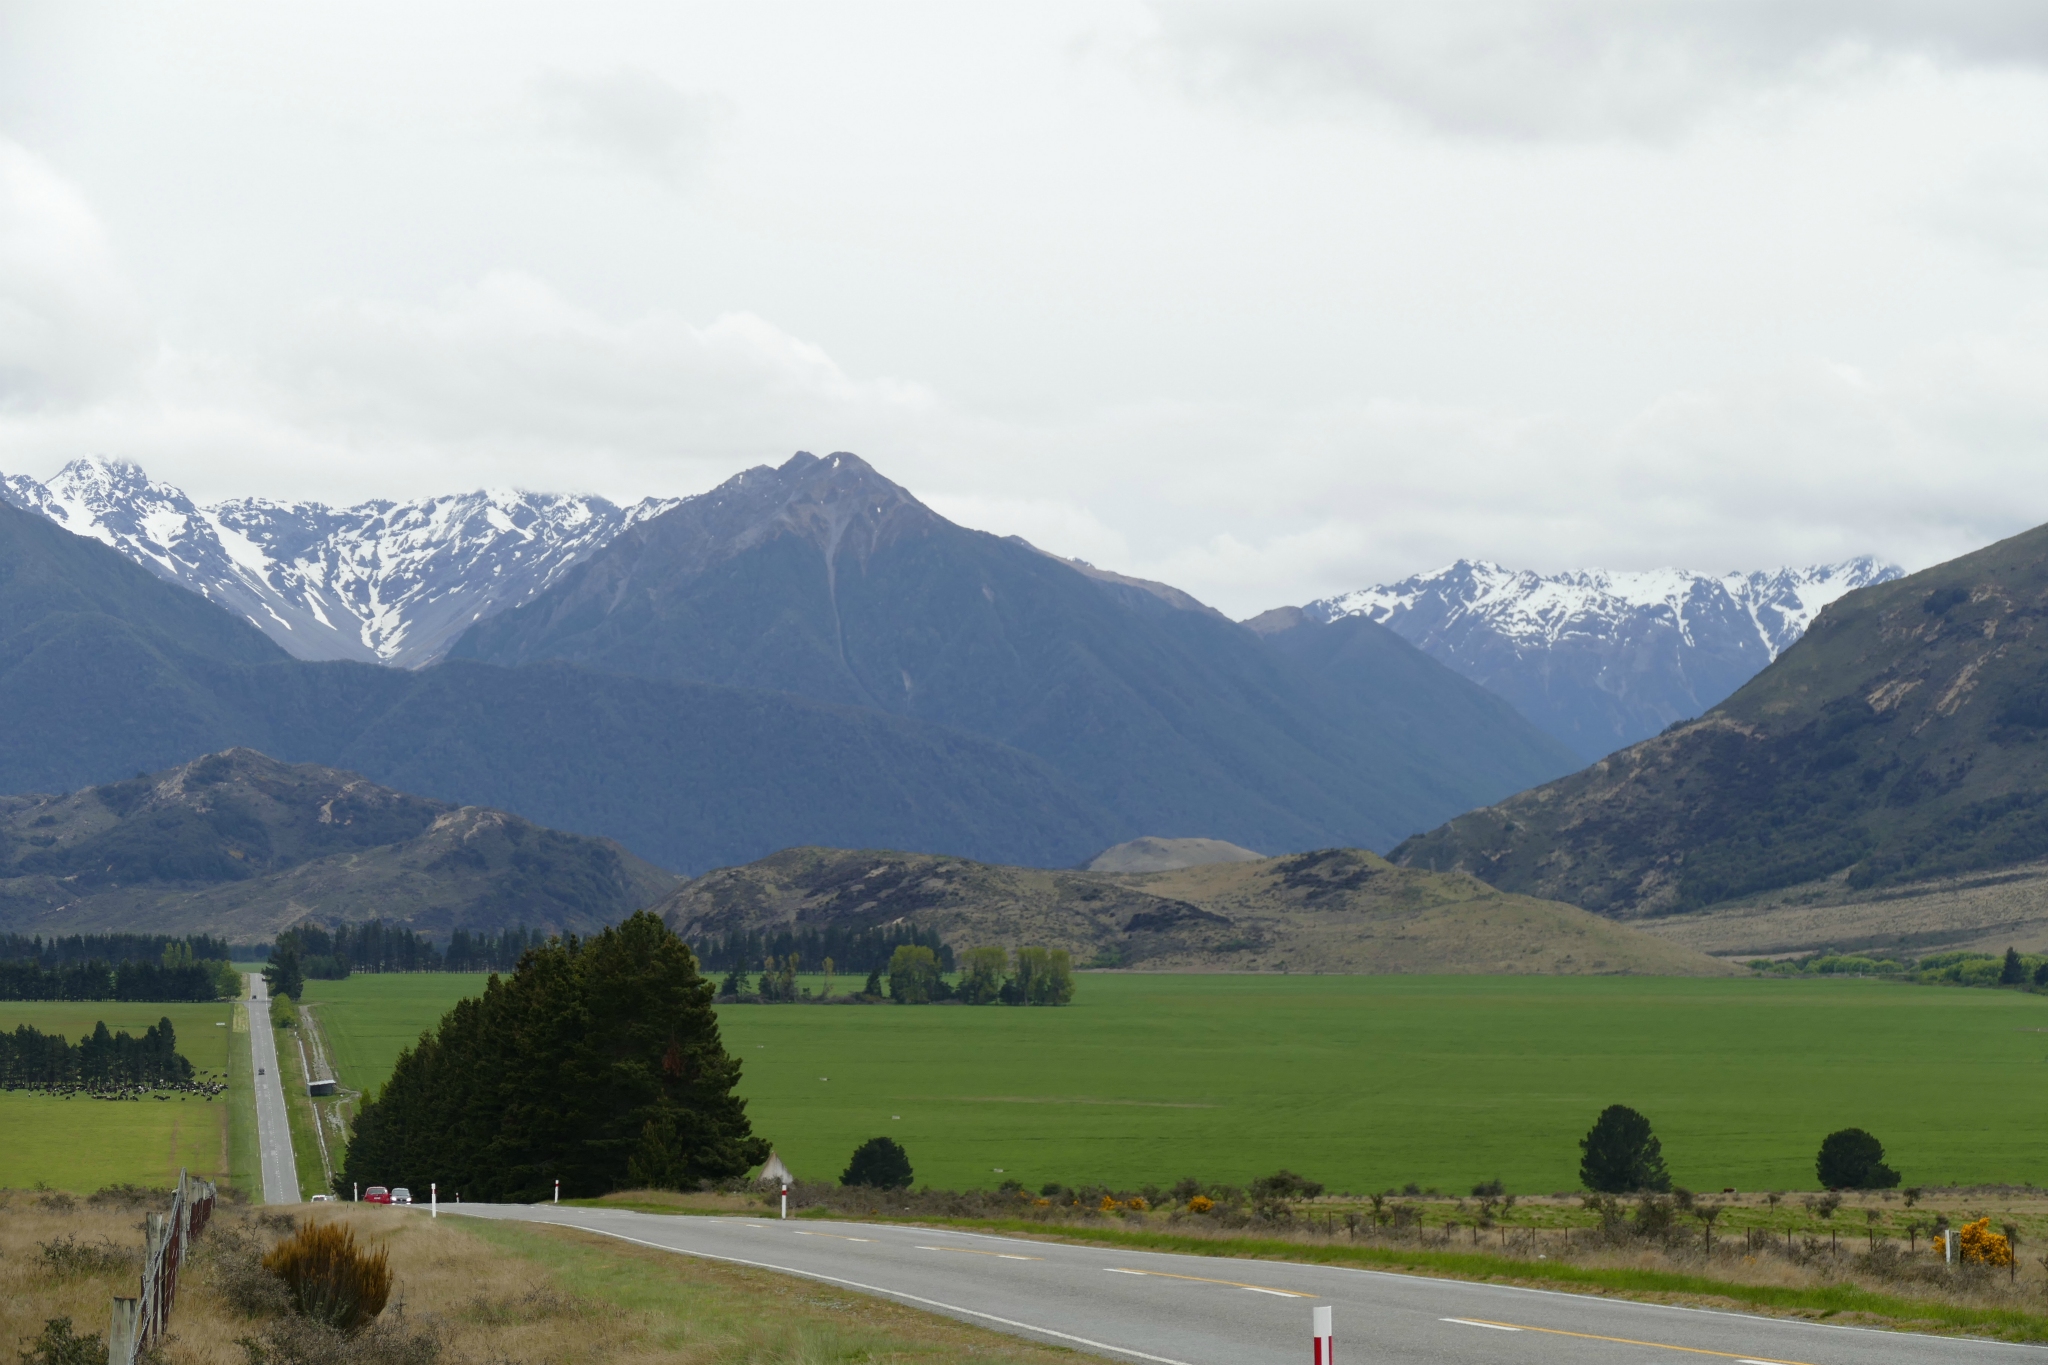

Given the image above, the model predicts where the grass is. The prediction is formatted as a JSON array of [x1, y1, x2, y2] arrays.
[[226, 1002, 257, 1197], [305, 971, 2048, 1195], [0, 999, 237, 1192], [271, 1014, 329, 1197], [0, 1189, 1089, 1365]]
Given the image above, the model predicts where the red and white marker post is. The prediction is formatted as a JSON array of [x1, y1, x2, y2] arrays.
[[430, 1183, 437, 1218], [553, 1178, 560, 1205], [780, 1182, 789, 1220], [1312, 1306, 1333, 1365]]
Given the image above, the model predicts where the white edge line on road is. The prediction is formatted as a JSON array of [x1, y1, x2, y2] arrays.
[[1443, 1319, 1520, 1332], [516, 1217, 1201, 1365]]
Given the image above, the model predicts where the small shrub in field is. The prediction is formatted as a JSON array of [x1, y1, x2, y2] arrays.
[[1959, 1217, 2013, 1267], [840, 1136, 913, 1190], [1185, 1194, 1215, 1214], [1815, 1128, 1900, 1189], [262, 1222, 392, 1334], [236, 1315, 438, 1365], [39, 1234, 133, 1275], [17, 1319, 104, 1365]]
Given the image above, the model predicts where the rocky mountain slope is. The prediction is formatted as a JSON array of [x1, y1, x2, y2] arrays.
[[1291, 558, 1900, 761], [451, 451, 1578, 852], [0, 749, 679, 940], [659, 845, 1732, 975], [0, 495, 1123, 872], [1392, 522, 2048, 917], [1, 458, 675, 665]]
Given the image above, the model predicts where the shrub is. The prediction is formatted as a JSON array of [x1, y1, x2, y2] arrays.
[[840, 1136, 913, 1190], [1471, 1178, 1505, 1197], [1960, 1217, 2013, 1267], [1578, 1104, 1671, 1193], [16, 1319, 104, 1365], [1815, 1128, 1900, 1189], [1185, 1194, 1215, 1213], [38, 1233, 134, 1275], [236, 1315, 439, 1365], [261, 1222, 392, 1334]]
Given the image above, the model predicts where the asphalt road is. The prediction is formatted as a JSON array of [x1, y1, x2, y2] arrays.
[[245, 973, 300, 1204], [444, 1204, 2042, 1365]]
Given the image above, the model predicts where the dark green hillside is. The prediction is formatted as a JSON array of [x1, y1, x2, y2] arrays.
[[453, 452, 1575, 851], [0, 748, 679, 939], [0, 499, 1122, 875], [1393, 522, 2048, 915]]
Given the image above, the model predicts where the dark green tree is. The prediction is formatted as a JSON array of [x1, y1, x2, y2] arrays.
[[1815, 1128, 1899, 1189], [861, 967, 883, 998], [841, 1136, 913, 1189], [337, 911, 767, 1200], [2035, 960, 2048, 988], [264, 943, 304, 1002], [1578, 1104, 1671, 1193], [2001, 947, 2026, 985]]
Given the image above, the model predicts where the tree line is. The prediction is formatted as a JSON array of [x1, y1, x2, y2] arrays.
[[271, 920, 548, 981], [692, 922, 954, 975], [724, 943, 1075, 1005], [0, 941, 239, 1002], [0, 1016, 195, 1090], [337, 911, 767, 1201], [0, 932, 241, 967]]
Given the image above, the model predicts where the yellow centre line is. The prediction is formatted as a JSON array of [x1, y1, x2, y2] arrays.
[[1444, 1317, 1813, 1364], [916, 1245, 1044, 1260], [1108, 1268, 1313, 1298]]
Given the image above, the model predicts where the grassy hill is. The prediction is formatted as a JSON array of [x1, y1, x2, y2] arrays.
[[1393, 521, 2048, 916], [659, 845, 1732, 975], [0, 748, 679, 939]]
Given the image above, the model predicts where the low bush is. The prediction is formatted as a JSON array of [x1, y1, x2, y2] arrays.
[[261, 1222, 392, 1334], [236, 1315, 438, 1365], [16, 1319, 104, 1365]]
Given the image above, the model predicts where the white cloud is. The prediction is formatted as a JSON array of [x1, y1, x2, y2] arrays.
[[526, 67, 724, 187], [1148, 0, 2048, 139], [0, 138, 149, 408]]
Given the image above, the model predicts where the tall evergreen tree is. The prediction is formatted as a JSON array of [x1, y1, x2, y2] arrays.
[[1578, 1104, 1671, 1193], [337, 912, 766, 1201]]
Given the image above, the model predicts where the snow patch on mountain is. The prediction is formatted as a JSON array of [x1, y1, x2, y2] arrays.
[[1311, 557, 1901, 662], [0, 458, 677, 666], [1298, 557, 1903, 762]]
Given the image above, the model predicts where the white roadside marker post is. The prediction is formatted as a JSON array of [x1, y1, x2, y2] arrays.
[[781, 1182, 789, 1220], [1946, 1229, 1958, 1265], [554, 1179, 561, 1205], [431, 1183, 437, 1218], [1313, 1306, 1333, 1365]]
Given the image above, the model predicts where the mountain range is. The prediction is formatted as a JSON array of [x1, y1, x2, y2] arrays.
[[1, 458, 676, 666], [1392, 521, 2048, 925], [1280, 558, 1901, 762], [0, 451, 1576, 884], [0, 749, 678, 941]]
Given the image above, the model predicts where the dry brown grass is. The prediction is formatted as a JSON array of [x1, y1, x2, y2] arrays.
[[3, 1191, 1078, 1365]]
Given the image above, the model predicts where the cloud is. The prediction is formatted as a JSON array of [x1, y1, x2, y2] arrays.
[[1147, 0, 2048, 139], [0, 139, 150, 408], [526, 66, 724, 186]]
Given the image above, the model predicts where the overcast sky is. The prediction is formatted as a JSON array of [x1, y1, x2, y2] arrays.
[[3, 2, 2048, 616]]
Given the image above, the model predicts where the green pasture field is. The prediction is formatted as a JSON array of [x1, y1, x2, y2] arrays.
[[299, 972, 489, 1100], [301, 972, 2048, 1196], [0, 998, 237, 1192]]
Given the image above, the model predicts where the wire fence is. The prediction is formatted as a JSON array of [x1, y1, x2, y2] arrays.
[[108, 1168, 217, 1365]]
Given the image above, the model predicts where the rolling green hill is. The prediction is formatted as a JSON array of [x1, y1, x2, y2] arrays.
[[660, 845, 1732, 975], [0, 749, 680, 939], [1394, 521, 2048, 916]]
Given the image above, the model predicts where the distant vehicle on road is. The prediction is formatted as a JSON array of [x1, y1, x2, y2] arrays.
[[310, 1194, 332, 1202], [391, 1188, 413, 1204], [363, 1186, 392, 1204]]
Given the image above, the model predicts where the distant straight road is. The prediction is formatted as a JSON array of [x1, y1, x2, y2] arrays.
[[245, 973, 300, 1204], [446, 1204, 2041, 1365]]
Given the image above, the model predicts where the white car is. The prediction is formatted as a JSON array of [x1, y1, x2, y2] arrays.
[[391, 1187, 413, 1204], [310, 1194, 333, 1202]]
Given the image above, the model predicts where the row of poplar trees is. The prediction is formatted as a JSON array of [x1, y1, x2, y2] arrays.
[[336, 912, 768, 1201]]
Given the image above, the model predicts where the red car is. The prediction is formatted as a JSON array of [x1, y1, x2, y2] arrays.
[[363, 1186, 392, 1204]]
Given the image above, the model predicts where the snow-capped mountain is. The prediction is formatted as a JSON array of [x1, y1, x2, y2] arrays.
[[0, 458, 677, 666], [1298, 558, 1902, 762]]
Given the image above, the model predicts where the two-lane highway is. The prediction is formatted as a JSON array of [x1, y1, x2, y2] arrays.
[[447, 1204, 2041, 1365], [245, 972, 301, 1204]]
